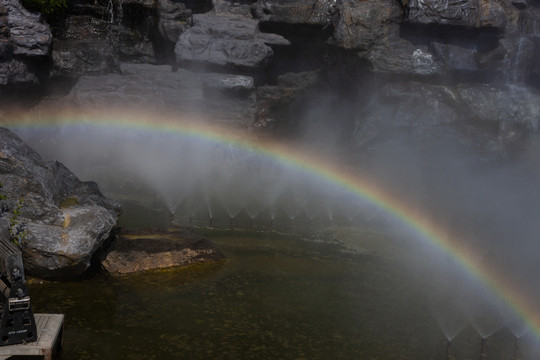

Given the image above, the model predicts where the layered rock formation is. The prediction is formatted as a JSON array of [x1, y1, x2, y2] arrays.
[[0, 0, 51, 86], [0, 127, 121, 279]]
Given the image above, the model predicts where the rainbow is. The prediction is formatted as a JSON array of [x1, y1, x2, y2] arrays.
[[3, 110, 540, 345]]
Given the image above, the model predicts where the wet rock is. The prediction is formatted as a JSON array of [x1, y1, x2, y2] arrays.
[[52, 38, 119, 77], [330, 0, 443, 76], [457, 84, 540, 133], [175, 13, 288, 68], [0, 58, 37, 84], [430, 42, 479, 72], [51, 15, 120, 77], [354, 81, 540, 159], [256, 71, 319, 129], [403, 0, 507, 29], [1, 0, 51, 56], [367, 41, 441, 75], [101, 227, 224, 274], [0, 127, 121, 279], [252, 0, 336, 26], [116, 26, 156, 64], [157, 0, 191, 44], [44, 63, 257, 127], [0, 0, 51, 85], [331, 0, 401, 51], [213, 0, 252, 17], [202, 72, 255, 92]]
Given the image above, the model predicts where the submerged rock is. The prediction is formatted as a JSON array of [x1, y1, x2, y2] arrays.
[[0, 127, 121, 279], [101, 227, 224, 274]]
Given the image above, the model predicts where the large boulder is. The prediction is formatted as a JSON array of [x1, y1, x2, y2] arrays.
[[0, 127, 121, 279], [174, 13, 289, 69]]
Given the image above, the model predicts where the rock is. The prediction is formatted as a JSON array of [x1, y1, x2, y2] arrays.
[[0, 0, 51, 86], [331, 0, 401, 51], [510, 0, 527, 8], [43, 63, 257, 127], [252, 0, 337, 26], [175, 13, 288, 68], [0, 58, 37, 85], [101, 227, 224, 274], [255, 71, 319, 129], [202, 72, 255, 92], [213, 0, 252, 17], [430, 42, 479, 72], [50, 15, 120, 77], [116, 26, 156, 64], [354, 81, 540, 159], [330, 0, 444, 76], [51, 38, 119, 77], [0, 127, 121, 279], [1, 0, 51, 56], [367, 41, 441, 75], [457, 84, 540, 133], [403, 0, 507, 29], [157, 0, 191, 44]]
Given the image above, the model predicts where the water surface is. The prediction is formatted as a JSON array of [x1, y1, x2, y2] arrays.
[[29, 228, 525, 359]]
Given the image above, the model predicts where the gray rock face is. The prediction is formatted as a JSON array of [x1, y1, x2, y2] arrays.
[[175, 13, 288, 68], [331, 0, 401, 51], [404, 0, 507, 29], [256, 71, 319, 129], [51, 15, 120, 77], [0, 127, 121, 279], [354, 82, 540, 159], [48, 63, 257, 127], [0, 0, 51, 85], [157, 0, 191, 44], [1, 0, 51, 56], [331, 0, 445, 75], [252, 0, 337, 25]]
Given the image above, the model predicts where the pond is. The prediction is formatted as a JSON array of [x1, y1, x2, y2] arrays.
[[28, 227, 531, 360]]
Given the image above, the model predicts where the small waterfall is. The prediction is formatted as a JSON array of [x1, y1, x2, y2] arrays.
[[509, 36, 534, 84]]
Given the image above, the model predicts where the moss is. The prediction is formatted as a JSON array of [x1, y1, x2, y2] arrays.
[[60, 197, 79, 208]]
